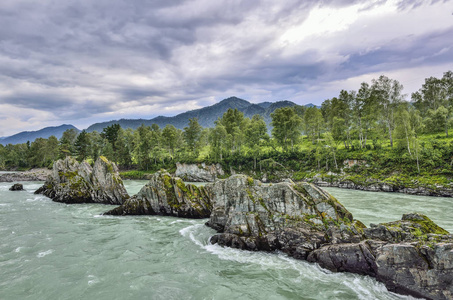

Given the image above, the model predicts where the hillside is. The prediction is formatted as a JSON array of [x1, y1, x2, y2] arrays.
[[86, 97, 297, 132], [0, 125, 79, 146]]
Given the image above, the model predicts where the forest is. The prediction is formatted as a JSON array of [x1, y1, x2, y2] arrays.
[[1, 71, 452, 185]]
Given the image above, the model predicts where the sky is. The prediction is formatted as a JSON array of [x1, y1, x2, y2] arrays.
[[0, 0, 452, 137]]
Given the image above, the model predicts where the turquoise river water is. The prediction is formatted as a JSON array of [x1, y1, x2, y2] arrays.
[[1, 180, 452, 300]]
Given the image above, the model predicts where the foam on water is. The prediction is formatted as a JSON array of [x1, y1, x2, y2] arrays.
[[36, 249, 53, 258]]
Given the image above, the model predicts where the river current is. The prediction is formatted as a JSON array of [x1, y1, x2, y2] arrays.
[[1, 180, 451, 300]]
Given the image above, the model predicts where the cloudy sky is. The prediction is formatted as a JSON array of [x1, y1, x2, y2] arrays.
[[0, 0, 452, 136]]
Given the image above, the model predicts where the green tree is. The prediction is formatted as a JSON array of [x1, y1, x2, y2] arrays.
[[183, 118, 203, 158], [245, 115, 269, 169], [271, 107, 302, 151], [162, 125, 179, 158], [371, 75, 405, 147], [304, 107, 323, 144], [59, 128, 78, 158], [74, 130, 90, 161]]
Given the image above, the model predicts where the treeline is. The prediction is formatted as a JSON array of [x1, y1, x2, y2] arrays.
[[1, 71, 452, 177]]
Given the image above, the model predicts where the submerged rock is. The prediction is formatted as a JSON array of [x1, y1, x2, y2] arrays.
[[206, 175, 364, 259], [9, 183, 24, 191], [35, 156, 129, 205], [175, 162, 224, 182], [104, 171, 211, 218]]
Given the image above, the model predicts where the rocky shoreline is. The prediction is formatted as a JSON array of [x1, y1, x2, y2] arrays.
[[0, 168, 51, 182], [309, 176, 453, 197]]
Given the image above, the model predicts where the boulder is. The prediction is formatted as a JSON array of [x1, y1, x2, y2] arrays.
[[9, 183, 24, 191], [307, 213, 453, 300], [206, 175, 364, 259], [35, 156, 129, 205], [175, 162, 224, 182], [104, 171, 211, 218]]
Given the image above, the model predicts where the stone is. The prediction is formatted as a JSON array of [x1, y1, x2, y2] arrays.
[[35, 156, 129, 205], [104, 171, 211, 218], [206, 175, 362, 259], [0, 168, 52, 182], [9, 183, 23, 191], [308, 213, 453, 300], [175, 162, 224, 182]]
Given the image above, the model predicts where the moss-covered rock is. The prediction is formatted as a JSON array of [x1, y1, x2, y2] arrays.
[[35, 156, 129, 204], [104, 170, 211, 218]]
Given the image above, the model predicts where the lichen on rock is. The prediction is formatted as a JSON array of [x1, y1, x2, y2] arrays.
[[104, 170, 211, 218], [35, 156, 129, 205]]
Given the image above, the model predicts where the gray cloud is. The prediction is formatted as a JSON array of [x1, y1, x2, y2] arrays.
[[0, 0, 451, 136]]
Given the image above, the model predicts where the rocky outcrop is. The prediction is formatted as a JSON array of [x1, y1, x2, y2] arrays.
[[35, 156, 129, 204], [206, 175, 364, 259], [104, 171, 211, 218], [175, 162, 224, 182], [9, 183, 24, 191], [0, 168, 52, 182], [308, 213, 453, 300]]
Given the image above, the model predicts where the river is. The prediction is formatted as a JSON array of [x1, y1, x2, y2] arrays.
[[2, 180, 450, 299]]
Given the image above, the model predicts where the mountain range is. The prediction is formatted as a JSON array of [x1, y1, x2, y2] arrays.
[[1, 97, 317, 145]]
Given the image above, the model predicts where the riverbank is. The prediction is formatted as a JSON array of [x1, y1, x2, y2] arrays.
[[0, 168, 51, 182]]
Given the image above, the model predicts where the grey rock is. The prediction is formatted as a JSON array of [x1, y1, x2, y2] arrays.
[[175, 162, 224, 182], [9, 183, 24, 191], [35, 156, 129, 204], [0, 168, 52, 182], [206, 175, 361, 259], [104, 171, 211, 218]]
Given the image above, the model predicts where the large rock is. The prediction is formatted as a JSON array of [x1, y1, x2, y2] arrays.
[[307, 213, 453, 300], [104, 171, 211, 218], [206, 175, 364, 259], [175, 162, 224, 182], [35, 156, 129, 205]]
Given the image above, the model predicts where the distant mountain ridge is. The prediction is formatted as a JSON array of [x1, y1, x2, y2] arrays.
[[2, 97, 318, 145], [86, 97, 299, 132], [0, 124, 79, 146]]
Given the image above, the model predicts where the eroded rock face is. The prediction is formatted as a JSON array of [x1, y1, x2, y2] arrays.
[[206, 175, 364, 259], [104, 171, 211, 218], [35, 156, 129, 205], [308, 213, 453, 300], [175, 162, 224, 182]]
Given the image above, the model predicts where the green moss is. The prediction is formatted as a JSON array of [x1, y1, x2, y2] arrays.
[[247, 177, 254, 186]]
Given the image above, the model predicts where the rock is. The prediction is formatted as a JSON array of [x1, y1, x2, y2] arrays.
[[206, 175, 362, 259], [308, 213, 453, 300], [175, 162, 224, 182], [9, 183, 24, 191], [104, 171, 211, 218], [0, 168, 52, 182], [35, 156, 129, 204]]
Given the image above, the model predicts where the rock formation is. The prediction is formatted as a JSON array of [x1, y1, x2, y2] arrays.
[[308, 213, 453, 300], [175, 162, 224, 182], [206, 175, 364, 258], [9, 183, 24, 191], [104, 171, 211, 218], [35, 156, 129, 204]]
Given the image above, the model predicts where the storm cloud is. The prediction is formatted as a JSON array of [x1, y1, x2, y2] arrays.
[[0, 0, 451, 136]]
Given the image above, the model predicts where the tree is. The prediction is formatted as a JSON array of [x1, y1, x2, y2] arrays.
[[183, 118, 202, 158], [217, 108, 247, 155], [209, 123, 227, 161], [162, 125, 179, 158], [271, 107, 302, 151], [304, 107, 323, 144], [134, 124, 152, 170], [74, 130, 90, 161], [59, 128, 78, 158], [371, 75, 405, 147], [245, 115, 269, 169]]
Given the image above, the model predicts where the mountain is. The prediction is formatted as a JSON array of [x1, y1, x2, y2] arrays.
[[0, 124, 79, 145], [86, 97, 298, 132]]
